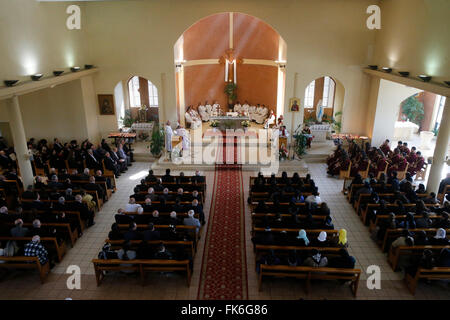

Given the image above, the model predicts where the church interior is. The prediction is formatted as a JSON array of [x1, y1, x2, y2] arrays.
[[0, 0, 449, 302]]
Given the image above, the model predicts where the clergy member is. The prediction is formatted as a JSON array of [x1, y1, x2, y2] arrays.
[[198, 102, 209, 122], [165, 121, 174, 160], [175, 125, 190, 157], [263, 110, 276, 129]]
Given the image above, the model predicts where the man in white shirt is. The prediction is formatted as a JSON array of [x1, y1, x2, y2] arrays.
[[125, 197, 142, 212], [305, 191, 322, 207], [164, 121, 174, 160]]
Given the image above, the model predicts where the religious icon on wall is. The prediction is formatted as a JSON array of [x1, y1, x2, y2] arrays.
[[289, 98, 300, 112], [98, 94, 115, 115]]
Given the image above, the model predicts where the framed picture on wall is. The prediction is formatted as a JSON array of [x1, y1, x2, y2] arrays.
[[98, 94, 115, 115], [289, 98, 300, 112]]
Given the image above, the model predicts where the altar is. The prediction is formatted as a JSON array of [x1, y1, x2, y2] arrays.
[[210, 116, 250, 130]]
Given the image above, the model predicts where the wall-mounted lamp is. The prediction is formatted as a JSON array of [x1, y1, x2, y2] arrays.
[[53, 71, 64, 76], [175, 64, 182, 68], [30, 74, 43, 81], [398, 71, 409, 77], [418, 75, 432, 82], [368, 65, 378, 70], [382, 67, 392, 73], [85, 64, 94, 69], [70, 67, 81, 72], [4, 80, 19, 87]]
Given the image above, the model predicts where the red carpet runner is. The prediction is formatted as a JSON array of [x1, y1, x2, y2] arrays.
[[197, 134, 248, 299]]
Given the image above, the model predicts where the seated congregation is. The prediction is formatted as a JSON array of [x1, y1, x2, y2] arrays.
[[94, 169, 208, 285], [343, 155, 450, 294], [249, 171, 360, 295], [327, 139, 426, 180], [0, 136, 125, 282]]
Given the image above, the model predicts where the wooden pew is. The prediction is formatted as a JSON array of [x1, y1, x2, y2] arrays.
[[0, 236, 66, 262], [259, 264, 361, 296], [405, 267, 450, 295], [382, 228, 450, 252], [388, 245, 450, 271], [2, 221, 78, 247], [21, 209, 86, 233], [92, 259, 192, 287], [0, 256, 50, 283], [105, 239, 195, 260]]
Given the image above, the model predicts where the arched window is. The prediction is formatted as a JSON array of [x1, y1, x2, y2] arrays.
[[128, 76, 141, 107], [127, 76, 159, 108], [322, 76, 335, 108], [304, 80, 315, 108], [148, 81, 159, 107]]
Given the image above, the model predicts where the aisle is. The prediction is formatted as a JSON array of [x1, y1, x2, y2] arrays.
[[197, 136, 248, 299]]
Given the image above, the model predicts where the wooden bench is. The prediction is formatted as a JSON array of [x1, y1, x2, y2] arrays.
[[388, 245, 450, 271], [2, 221, 78, 247], [259, 264, 361, 296], [92, 259, 192, 286], [405, 267, 450, 295], [0, 236, 66, 262], [105, 239, 195, 260], [0, 256, 50, 283], [382, 228, 450, 252]]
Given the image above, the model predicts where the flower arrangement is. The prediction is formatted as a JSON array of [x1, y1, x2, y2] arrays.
[[241, 120, 250, 127], [140, 104, 149, 111], [210, 120, 219, 128], [279, 144, 288, 160]]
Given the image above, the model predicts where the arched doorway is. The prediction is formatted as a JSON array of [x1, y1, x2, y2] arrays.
[[174, 12, 287, 126], [127, 75, 160, 123], [303, 76, 345, 131]]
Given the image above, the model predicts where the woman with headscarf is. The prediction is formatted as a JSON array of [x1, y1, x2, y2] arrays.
[[295, 229, 309, 246], [430, 228, 449, 245], [312, 231, 329, 247], [303, 249, 328, 267], [332, 229, 348, 248]]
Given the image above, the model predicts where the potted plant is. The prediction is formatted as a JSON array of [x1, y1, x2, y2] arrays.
[[224, 82, 237, 108], [331, 111, 342, 133], [150, 123, 165, 157], [292, 123, 308, 159], [120, 109, 135, 128]]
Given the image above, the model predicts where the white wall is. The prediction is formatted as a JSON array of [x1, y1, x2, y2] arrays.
[[18, 80, 89, 142], [371, 79, 421, 146]]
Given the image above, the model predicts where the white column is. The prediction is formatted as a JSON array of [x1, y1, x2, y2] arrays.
[[427, 96, 450, 193], [6, 96, 34, 187]]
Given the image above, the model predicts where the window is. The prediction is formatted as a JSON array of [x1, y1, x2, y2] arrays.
[[128, 76, 159, 108], [304, 80, 315, 108], [148, 81, 159, 107], [128, 76, 141, 107], [322, 76, 335, 108], [434, 95, 446, 131]]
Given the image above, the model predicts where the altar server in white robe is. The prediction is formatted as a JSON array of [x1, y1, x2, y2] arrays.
[[205, 101, 213, 117], [248, 105, 257, 121], [212, 101, 221, 116], [185, 106, 202, 129], [242, 101, 250, 117], [175, 125, 190, 157], [263, 109, 276, 128], [234, 101, 242, 113], [164, 121, 174, 159], [197, 102, 209, 122]]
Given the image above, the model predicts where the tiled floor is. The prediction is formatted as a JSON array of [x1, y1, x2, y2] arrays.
[[0, 162, 448, 300]]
